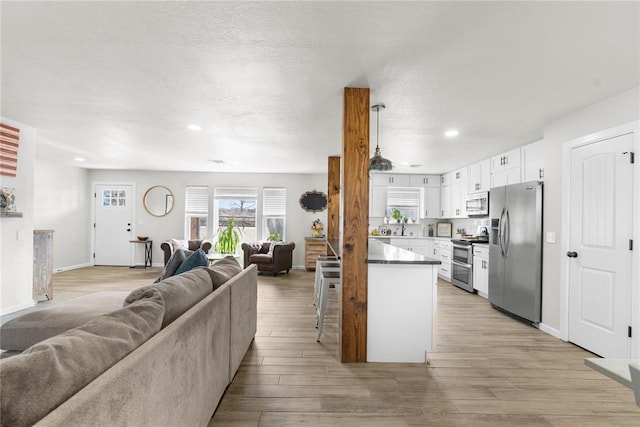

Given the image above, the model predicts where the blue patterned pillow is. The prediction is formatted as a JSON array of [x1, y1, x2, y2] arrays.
[[174, 249, 209, 275]]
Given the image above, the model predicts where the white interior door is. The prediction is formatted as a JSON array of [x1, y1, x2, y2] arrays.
[[568, 133, 633, 358], [94, 184, 134, 266]]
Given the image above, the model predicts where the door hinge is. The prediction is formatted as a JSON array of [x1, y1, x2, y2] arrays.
[[629, 326, 632, 338], [630, 239, 634, 251]]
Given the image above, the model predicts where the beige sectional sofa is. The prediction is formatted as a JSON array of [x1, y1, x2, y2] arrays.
[[0, 259, 257, 426]]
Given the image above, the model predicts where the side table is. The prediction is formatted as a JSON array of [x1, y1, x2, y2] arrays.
[[130, 240, 153, 268]]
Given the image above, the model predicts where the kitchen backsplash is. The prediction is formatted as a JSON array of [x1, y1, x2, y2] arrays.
[[369, 217, 490, 237]]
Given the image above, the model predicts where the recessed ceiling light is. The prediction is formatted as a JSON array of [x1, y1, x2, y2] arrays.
[[445, 129, 459, 137], [400, 161, 409, 166], [74, 157, 85, 162], [187, 124, 202, 131], [208, 159, 224, 164]]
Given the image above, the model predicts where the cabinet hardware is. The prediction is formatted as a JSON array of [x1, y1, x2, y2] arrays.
[[539, 168, 544, 179], [567, 251, 578, 258], [629, 326, 632, 338], [624, 151, 635, 164], [630, 239, 633, 251], [456, 172, 460, 179]]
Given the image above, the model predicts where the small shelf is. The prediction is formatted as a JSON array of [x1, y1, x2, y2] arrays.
[[1, 211, 23, 218]]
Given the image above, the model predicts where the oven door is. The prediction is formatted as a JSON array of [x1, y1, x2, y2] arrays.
[[451, 260, 474, 293], [452, 244, 473, 264]]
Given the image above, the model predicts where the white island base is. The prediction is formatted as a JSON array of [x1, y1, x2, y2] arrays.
[[367, 262, 438, 363]]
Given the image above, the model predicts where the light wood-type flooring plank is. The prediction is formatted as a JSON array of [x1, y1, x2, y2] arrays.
[[24, 266, 639, 425]]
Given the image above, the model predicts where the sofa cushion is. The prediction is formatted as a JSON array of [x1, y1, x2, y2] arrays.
[[170, 238, 189, 251], [206, 256, 243, 289], [0, 287, 164, 427], [0, 291, 130, 351], [174, 249, 209, 276], [126, 267, 213, 328], [155, 248, 192, 283], [249, 253, 272, 264]]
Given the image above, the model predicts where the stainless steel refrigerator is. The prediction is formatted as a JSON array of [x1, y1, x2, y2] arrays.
[[489, 181, 543, 324]]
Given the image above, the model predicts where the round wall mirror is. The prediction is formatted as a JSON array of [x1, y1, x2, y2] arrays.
[[143, 186, 174, 217]]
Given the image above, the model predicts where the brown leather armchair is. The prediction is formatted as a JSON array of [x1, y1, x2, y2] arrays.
[[160, 239, 212, 265], [241, 241, 295, 276]]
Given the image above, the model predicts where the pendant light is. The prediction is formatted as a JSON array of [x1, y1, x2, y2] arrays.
[[369, 103, 393, 171]]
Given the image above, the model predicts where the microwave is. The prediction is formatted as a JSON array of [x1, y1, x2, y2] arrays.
[[466, 192, 489, 217]]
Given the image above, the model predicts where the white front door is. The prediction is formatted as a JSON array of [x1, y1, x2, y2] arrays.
[[568, 133, 633, 358], [94, 184, 134, 266]]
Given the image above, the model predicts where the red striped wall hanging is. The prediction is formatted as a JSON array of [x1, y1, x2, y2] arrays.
[[0, 123, 20, 177]]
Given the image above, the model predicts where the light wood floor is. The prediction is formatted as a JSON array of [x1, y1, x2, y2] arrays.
[[42, 267, 640, 426]]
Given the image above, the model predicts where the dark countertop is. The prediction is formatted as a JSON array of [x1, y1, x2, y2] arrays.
[[327, 238, 440, 265]]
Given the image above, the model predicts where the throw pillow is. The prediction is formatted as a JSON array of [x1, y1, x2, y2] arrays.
[[267, 241, 282, 256], [154, 249, 192, 283], [170, 238, 188, 252], [174, 249, 209, 276], [0, 288, 164, 427], [206, 256, 243, 289], [0, 291, 131, 351]]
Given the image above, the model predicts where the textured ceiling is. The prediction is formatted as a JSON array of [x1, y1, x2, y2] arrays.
[[2, 1, 638, 174]]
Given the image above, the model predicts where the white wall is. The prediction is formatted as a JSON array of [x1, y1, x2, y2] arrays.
[[541, 87, 640, 332], [33, 158, 92, 271], [0, 118, 35, 315], [87, 170, 328, 268]]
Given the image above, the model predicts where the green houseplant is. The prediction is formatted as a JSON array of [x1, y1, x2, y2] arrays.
[[267, 232, 281, 242], [214, 214, 243, 254], [391, 208, 403, 223]]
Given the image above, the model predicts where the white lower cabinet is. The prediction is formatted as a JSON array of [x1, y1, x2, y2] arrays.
[[473, 244, 489, 298], [437, 240, 452, 282]]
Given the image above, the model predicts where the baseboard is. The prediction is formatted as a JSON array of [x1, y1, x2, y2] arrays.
[[538, 323, 564, 340], [0, 300, 36, 316], [53, 263, 93, 273]]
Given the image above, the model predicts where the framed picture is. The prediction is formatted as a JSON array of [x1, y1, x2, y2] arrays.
[[437, 222, 452, 237]]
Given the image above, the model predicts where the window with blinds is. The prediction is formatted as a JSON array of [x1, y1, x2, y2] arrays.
[[185, 186, 209, 240], [263, 188, 286, 240], [387, 187, 421, 207]]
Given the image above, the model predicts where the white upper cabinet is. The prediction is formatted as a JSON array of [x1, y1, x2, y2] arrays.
[[467, 158, 491, 194], [521, 139, 544, 182], [410, 174, 441, 188], [369, 184, 387, 217], [371, 174, 410, 186], [449, 167, 467, 218], [422, 187, 441, 219], [491, 147, 521, 188], [440, 176, 451, 218], [490, 147, 521, 172]]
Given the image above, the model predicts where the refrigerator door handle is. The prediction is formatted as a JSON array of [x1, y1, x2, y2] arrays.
[[504, 209, 510, 257], [498, 207, 506, 257]]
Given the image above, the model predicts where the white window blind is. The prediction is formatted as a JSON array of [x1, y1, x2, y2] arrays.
[[185, 186, 208, 214], [214, 187, 258, 199], [387, 187, 421, 207], [263, 188, 286, 216]]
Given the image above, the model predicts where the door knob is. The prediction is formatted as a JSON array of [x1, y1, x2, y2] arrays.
[[567, 251, 578, 258]]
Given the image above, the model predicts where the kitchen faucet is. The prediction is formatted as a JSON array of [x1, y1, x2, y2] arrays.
[[401, 223, 406, 236]]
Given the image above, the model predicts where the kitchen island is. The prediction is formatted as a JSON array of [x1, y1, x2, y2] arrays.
[[325, 238, 441, 363]]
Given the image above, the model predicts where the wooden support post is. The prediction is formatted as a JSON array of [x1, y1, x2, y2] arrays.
[[340, 87, 369, 363], [327, 156, 340, 251]]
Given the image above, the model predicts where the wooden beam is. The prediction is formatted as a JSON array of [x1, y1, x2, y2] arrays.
[[327, 156, 340, 245], [340, 87, 369, 363]]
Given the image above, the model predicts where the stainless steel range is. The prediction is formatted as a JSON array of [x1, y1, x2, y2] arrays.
[[451, 239, 474, 292], [451, 233, 489, 293]]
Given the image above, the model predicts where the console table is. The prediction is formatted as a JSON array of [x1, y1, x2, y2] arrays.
[[129, 240, 152, 268]]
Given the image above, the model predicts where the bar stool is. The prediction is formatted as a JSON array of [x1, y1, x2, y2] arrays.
[[313, 259, 340, 307], [316, 269, 341, 342]]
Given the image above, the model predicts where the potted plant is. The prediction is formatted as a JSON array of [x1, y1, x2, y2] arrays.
[[214, 214, 243, 254], [267, 232, 281, 242], [391, 208, 403, 224]]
